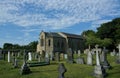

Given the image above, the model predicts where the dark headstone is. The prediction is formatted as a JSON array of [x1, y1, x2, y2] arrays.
[[101, 47, 111, 69], [67, 48, 74, 63], [58, 63, 67, 78], [0, 50, 3, 60], [55, 52, 60, 61], [20, 62, 31, 75]]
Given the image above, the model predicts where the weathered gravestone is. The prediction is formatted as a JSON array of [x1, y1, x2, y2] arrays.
[[20, 50, 31, 75], [55, 52, 60, 62], [110, 49, 116, 56], [38, 54, 41, 62], [67, 48, 74, 63], [87, 51, 93, 65], [14, 58, 18, 68], [76, 57, 85, 64], [8, 51, 11, 62], [58, 63, 67, 78], [93, 45, 107, 78], [116, 44, 120, 64], [50, 52, 54, 61], [101, 47, 111, 69], [45, 52, 50, 64]]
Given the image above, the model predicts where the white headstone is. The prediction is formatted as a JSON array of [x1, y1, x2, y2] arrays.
[[64, 54, 67, 59], [87, 51, 92, 65], [28, 52, 32, 61], [78, 50, 81, 56], [95, 45, 100, 66], [8, 51, 10, 62]]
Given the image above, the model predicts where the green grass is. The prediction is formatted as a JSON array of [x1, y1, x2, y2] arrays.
[[0, 54, 120, 78]]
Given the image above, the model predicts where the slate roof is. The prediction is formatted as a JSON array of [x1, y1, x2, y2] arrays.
[[61, 32, 82, 38], [44, 32, 82, 39]]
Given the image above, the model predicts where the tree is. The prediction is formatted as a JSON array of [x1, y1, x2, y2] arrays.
[[97, 18, 120, 49], [3, 43, 13, 50], [28, 41, 38, 50]]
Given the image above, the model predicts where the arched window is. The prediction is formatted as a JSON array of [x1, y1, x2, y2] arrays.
[[48, 39, 51, 47]]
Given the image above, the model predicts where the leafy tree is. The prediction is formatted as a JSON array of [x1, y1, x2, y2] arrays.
[[3, 43, 13, 50]]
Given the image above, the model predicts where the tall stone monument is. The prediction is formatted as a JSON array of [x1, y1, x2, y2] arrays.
[[93, 45, 106, 78], [101, 47, 111, 69], [20, 50, 31, 75], [28, 52, 32, 61], [8, 51, 10, 62], [87, 51, 93, 65]]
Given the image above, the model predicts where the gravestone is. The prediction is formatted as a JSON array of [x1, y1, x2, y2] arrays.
[[45, 52, 50, 64], [101, 47, 111, 69], [38, 54, 41, 62], [20, 50, 31, 75], [78, 50, 81, 57], [58, 63, 67, 78], [0, 50, 3, 60], [110, 49, 116, 56], [3, 51, 6, 60], [116, 44, 120, 64], [14, 58, 18, 68], [76, 57, 85, 64], [64, 54, 67, 59], [87, 51, 93, 65], [93, 45, 107, 78], [55, 52, 60, 61], [50, 52, 54, 61], [17, 52, 20, 57], [28, 52, 32, 61], [8, 51, 10, 62], [41, 50, 45, 61], [60, 53, 64, 60], [67, 48, 74, 63]]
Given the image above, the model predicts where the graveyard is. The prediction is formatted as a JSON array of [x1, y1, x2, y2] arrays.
[[0, 48, 120, 78]]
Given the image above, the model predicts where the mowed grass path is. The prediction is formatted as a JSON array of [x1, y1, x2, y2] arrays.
[[0, 54, 120, 78]]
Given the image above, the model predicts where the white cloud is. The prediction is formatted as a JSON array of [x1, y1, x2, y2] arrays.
[[0, 0, 120, 29]]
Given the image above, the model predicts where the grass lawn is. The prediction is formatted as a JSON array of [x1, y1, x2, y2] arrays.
[[0, 54, 120, 78]]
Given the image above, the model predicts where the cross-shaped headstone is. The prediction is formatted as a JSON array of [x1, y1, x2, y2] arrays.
[[94, 45, 100, 66]]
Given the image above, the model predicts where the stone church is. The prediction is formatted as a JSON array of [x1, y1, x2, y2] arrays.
[[37, 31, 84, 56]]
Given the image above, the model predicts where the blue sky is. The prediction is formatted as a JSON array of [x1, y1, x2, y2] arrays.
[[0, 0, 120, 47]]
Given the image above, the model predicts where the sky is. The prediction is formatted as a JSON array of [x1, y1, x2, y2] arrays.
[[0, 0, 120, 48]]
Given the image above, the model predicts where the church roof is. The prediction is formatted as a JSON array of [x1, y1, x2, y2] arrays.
[[60, 32, 82, 38], [45, 32, 63, 38], [42, 31, 82, 38]]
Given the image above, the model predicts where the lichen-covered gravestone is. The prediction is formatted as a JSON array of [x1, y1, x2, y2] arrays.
[[58, 63, 67, 78], [67, 48, 74, 63]]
